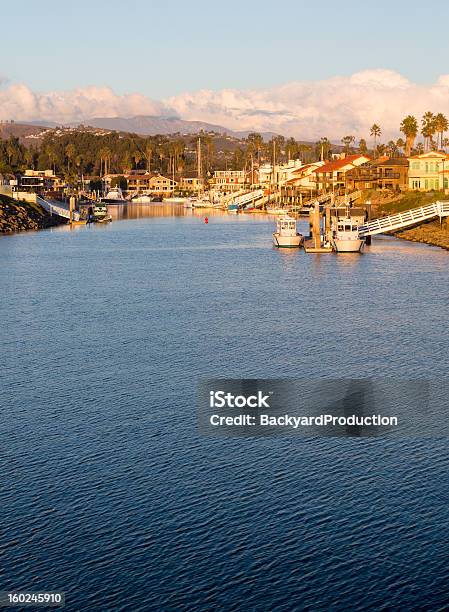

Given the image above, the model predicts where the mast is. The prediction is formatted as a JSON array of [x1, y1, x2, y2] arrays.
[[197, 137, 202, 196]]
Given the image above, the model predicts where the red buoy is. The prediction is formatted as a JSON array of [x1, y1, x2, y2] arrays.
[[205, 217, 209, 224]]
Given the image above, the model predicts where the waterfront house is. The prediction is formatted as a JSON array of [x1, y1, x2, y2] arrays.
[[345, 157, 408, 191], [179, 174, 205, 193], [125, 172, 177, 195], [407, 151, 449, 190], [212, 170, 249, 193], [19, 169, 64, 193], [313, 154, 371, 193]]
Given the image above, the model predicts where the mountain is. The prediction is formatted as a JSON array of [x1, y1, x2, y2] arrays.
[[77, 115, 277, 139]]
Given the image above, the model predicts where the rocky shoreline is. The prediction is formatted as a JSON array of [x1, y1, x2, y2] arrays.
[[395, 218, 449, 250], [0, 195, 64, 234], [368, 190, 449, 252]]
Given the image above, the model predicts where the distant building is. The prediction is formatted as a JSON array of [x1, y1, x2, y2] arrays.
[[179, 175, 205, 193], [123, 172, 177, 195], [313, 154, 371, 192], [19, 169, 63, 192], [284, 161, 325, 191], [212, 170, 249, 193], [407, 151, 449, 190], [258, 160, 304, 187]]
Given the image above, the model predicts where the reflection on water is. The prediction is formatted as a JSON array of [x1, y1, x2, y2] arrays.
[[107, 202, 282, 222]]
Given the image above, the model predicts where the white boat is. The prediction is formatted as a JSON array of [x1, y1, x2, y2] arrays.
[[164, 196, 186, 204], [266, 206, 287, 215], [331, 216, 364, 253], [131, 192, 162, 203], [272, 215, 304, 248], [191, 196, 212, 209], [101, 187, 126, 204]]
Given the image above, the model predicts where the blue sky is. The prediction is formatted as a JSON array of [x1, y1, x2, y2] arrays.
[[2, 0, 449, 97]]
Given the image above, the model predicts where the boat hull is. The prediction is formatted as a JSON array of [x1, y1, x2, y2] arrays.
[[273, 233, 303, 248], [332, 238, 364, 253]]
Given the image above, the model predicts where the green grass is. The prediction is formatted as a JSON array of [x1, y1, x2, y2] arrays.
[[377, 190, 447, 215]]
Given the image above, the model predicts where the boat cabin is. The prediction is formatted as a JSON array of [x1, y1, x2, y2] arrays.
[[277, 216, 297, 236]]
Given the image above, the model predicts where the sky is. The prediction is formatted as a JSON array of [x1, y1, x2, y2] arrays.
[[2, 0, 449, 139]]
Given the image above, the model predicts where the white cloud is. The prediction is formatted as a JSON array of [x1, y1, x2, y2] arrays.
[[165, 69, 449, 140], [0, 83, 170, 124], [2, 70, 449, 140]]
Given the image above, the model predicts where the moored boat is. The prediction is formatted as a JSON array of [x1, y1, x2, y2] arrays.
[[101, 187, 126, 204], [272, 215, 304, 248], [331, 216, 364, 253]]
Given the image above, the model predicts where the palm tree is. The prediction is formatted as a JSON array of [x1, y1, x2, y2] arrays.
[[370, 124, 381, 154], [433, 113, 448, 149], [143, 142, 153, 173], [421, 112, 435, 151], [400, 115, 418, 156], [65, 143, 76, 174]]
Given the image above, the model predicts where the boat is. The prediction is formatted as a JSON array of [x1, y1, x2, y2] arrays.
[[272, 215, 304, 248], [164, 196, 186, 204], [191, 196, 212, 209], [92, 202, 112, 223], [131, 193, 163, 203], [331, 215, 364, 253], [227, 202, 239, 214], [100, 187, 126, 204], [266, 206, 287, 215]]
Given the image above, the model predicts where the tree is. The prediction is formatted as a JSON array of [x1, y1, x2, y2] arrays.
[[370, 124, 381, 154], [433, 113, 448, 149], [421, 112, 435, 151], [396, 138, 405, 154], [358, 138, 368, 155], [246, 132, 264, 164], [386, 141, 398, 157], [400, 115, 418, 156], [65, 143, 76, 173], [341, 135, 355, 153], [315, 137, 331, 161], [285, 137, 298, 161]]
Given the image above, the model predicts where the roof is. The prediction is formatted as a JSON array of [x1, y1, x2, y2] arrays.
[[373, 157, 409, 167], [314, 155, 370, 174], [408, 151, 449, 160]]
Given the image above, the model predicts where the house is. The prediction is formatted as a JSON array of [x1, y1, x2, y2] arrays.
[[345, 157, 408, 191], [407, 151, 449, 190], [18, 169, 63, 192], [285, 161, 325, 191], [124, 172, 177, 195], [179, 175, 205, 193], [257, 160, 304, 188], [313, 154, 371, 193], [212, 170, 249, 193]]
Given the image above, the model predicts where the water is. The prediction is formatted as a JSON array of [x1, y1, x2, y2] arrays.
[[1, 206, 448, 611]]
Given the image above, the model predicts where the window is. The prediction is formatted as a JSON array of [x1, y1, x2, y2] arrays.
[[412, 162, 420, 169]]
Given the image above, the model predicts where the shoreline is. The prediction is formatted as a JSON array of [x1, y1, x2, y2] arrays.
[[0, 195, 64, 234]]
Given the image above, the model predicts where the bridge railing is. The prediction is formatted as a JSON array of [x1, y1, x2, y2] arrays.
[[359, 200, 449, 237]]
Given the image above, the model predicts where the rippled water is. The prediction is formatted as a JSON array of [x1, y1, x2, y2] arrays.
[[1, 206, 448, 610]]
